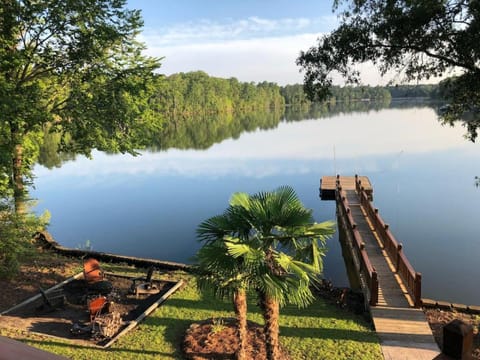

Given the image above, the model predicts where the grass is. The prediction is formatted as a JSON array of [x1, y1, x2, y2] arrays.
[[1, 266, 383, 359]]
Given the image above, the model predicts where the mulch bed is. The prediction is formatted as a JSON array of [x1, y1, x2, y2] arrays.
[[183, 318, 290, 360]]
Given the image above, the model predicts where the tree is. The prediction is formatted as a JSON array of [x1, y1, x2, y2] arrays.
[[196, 186, 336, 360], [0, 0, 161, 213], [297, 0, 480, 137]]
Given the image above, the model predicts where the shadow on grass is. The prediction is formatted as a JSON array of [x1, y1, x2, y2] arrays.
[[279, 325, 379, 343], [164, 297, 351, 321], [161, 297, 235, 313], [144, 317, 192, 354], [22, 338, 172, 357], [280, 302, 353, 319]]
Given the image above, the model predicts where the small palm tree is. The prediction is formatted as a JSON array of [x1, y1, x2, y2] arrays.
[[196, 214, 251, 360], [196, 243, 249, 359], [196, 186, 335, 360]]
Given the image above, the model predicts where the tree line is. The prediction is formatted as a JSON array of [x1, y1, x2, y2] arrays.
[[280, 83, 446, 107], [153, 71, 285, 116]]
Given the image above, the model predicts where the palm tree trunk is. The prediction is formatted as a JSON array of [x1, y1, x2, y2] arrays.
[[233, 289, 248, 360], [260, 292, 281, 360]]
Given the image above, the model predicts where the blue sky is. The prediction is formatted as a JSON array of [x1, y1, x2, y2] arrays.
[[126, 1, 385, 85]]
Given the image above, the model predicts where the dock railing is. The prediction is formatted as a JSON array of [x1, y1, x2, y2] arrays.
[[337, 185, 379, 306], [355, 177, 422, 307]]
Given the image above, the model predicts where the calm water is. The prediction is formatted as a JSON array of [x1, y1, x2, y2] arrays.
[[32, 103, 480, 305]]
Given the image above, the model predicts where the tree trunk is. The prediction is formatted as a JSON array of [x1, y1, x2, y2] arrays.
[[12, 142, 26, 214], [233, 289, 248, 360], [260, 292, 281, 360]]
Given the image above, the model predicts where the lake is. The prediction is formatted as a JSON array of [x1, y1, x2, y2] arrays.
[[32, 101, 480, 305]]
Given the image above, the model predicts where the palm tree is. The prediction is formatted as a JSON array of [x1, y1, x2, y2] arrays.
[[195, 242, 249, 360], [196, 214, 251, 360], [196, 186, 335, 360]]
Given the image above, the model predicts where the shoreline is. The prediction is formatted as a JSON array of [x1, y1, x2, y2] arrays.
[[34, 231, 191, 272], [421, 298, 480, 315]]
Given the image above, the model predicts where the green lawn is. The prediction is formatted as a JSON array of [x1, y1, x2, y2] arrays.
[[4, 269, 382, 359]]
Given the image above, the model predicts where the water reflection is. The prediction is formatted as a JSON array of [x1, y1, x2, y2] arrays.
[[35, 106, 469, 180]]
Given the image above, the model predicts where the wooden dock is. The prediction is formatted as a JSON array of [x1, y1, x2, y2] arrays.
[[320, 175, 373, 200], [322, 175, 442, 360]]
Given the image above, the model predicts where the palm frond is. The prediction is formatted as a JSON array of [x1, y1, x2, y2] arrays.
[[196, 241, 236, 273], [229, 192, 250, 209], [225, 239, 265, 267], [307, 220, 337, 240], [225, 205, 253, 238], [283, 277, 316, 308], [197, 214, 233, 242]]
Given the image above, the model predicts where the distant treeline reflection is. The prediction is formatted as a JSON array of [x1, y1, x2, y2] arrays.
[[38, 97, 442, 169], [150, 109, 284, 151]]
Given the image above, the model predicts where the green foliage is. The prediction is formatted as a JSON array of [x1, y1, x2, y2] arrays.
[[0, 201, 50, 278], [36, 127, 77, 169], [0, 0, 161, 211], [195, 186, 336, 359], [1, 0, 161, 152], [297, 0, 479, 138], [438, 75, 480, 141], [387, 84, 439, 99], [210, 317, 227, 334]]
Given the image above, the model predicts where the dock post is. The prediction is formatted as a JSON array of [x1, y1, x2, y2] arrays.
[[414, 272, 422, 308], [396, 243, 403, 272], [370, 271, 378, 306]]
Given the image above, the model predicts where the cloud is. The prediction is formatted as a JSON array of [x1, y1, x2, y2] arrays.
[[149, 33, 325, 85], [141, 16, 335, 46], [139, 15, 410, 85], [135, 15, 343, 85]]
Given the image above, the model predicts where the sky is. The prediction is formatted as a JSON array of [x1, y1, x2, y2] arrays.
[[125, 0, 378, 85]]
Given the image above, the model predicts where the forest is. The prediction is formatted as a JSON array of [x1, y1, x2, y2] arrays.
[[154, 71, 285, 116], [149, 72, 442, 114]]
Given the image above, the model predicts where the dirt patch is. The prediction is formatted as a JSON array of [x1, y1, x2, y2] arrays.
[[1, 270, 175, 347], [0, 255, 82, 312], [183, 318, 290, 360]]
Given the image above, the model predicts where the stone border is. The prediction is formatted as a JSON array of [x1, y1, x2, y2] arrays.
[[421, 298, 480, 314], [34, 231, 191, 272]]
